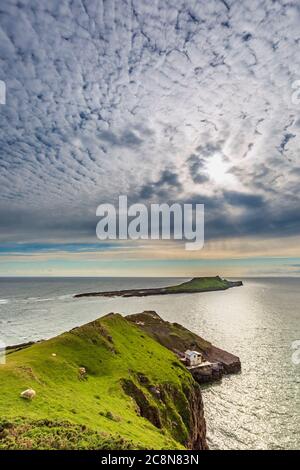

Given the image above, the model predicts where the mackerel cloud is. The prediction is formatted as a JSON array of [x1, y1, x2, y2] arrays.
[[0, 0, 300, 244]]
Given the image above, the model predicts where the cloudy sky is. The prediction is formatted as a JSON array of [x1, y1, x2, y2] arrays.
[[0, 0, 300, 276]]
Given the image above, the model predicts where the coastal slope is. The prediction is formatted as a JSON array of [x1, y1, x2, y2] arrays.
[[74, 276, 243, 299], [127, 311, 241, 380], [0, 313, 208, 450]]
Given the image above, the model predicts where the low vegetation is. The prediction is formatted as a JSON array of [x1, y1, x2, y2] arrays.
[[0, 314, 202, 450], [165, 276, 234, 293]]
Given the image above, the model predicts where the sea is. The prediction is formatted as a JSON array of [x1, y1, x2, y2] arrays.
[[0, 276, 299, 450]]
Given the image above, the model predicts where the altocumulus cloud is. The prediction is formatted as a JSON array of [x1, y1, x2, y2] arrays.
[[0, 0, 300, 248]]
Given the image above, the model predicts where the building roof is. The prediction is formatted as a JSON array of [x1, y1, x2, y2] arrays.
[[185, 349, 202, 357]]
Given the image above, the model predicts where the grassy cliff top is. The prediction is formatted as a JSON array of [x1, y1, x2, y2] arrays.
[[0, 313, 202, 450], [165, 276, 232, 293]]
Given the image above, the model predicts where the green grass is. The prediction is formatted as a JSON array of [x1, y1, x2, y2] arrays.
[[0, 314, 198, 450], [165, 276, 230, 293]]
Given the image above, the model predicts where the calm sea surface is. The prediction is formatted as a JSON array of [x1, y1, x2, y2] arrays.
[[0, 277, 299, 449]]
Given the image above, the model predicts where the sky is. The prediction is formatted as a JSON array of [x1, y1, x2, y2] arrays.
[[0, 0, 300, 277]]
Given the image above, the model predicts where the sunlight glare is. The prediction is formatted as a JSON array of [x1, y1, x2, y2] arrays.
[[205, 154, 234, 185]]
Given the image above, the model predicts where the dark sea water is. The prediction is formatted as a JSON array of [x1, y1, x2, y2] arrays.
[[0, 277, 299, 450]]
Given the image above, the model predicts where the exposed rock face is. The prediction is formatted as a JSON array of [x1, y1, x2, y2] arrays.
[[121, 377, 208, 450], [204, 345, 241, 374], [121, 379, 162, 429], [191, 363, 223, 384], [185, 383, 208, 450]]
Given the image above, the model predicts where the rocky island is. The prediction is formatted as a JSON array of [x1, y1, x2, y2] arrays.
[[74, 276, 243, 299], [0, 311, 241, 450]]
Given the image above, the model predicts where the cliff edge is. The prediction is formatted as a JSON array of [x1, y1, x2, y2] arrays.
[[0, 313, 208, 450]]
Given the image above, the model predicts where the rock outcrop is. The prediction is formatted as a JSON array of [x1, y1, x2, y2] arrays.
[[121, 376, 208, 450], [185, 383, 208, 450]]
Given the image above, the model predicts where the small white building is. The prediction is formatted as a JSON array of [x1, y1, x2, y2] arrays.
[[184, 350, 203, 366]]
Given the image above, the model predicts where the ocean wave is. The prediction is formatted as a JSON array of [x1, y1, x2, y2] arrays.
[[58, 294, 73, 300], [0, 299, 9, 304], [23, 297, 57, 303], [11, 295, 73, 305]]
